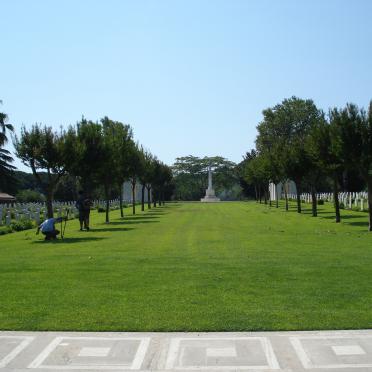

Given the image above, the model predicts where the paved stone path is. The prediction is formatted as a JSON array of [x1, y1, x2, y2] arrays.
[[1, 330, 372, 371]]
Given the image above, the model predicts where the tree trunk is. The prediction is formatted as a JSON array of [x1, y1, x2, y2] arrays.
[[131, 181, 136, 215], [105, 199, 110, 223], [275, 184, 279, 208], [311, 186, 317, 217], [254, 185, 258, 202], [367, 177, 372, 231], [32, 164, 54, 218], [141, 184, 145, 211], [119, 185, 124, 218], [268, 185, 271, 207], [295, 180, 302, 213], [147, 187, 151, 209], [46, 190, 54, 218], [105, 185, 110, 223], [284, 182, 288, 211], [333, 175, 341, 223], [264, 188, 268, 204], [258, 186, 262, 204]]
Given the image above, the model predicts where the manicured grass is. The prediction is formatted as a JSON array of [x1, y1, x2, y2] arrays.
[[0, 201, 371, 331]]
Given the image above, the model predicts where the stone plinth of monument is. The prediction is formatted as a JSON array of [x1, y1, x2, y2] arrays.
[[201, 167, 220, 202]]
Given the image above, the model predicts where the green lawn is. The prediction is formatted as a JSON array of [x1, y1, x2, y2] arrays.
[[0, 201, 372, 331]]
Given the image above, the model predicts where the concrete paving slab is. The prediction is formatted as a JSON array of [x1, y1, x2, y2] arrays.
[[0, 336, 34, 369], [1, 330, 372, 372]]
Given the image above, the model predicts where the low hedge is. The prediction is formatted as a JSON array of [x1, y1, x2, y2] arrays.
[[0, 219, 35, 236]]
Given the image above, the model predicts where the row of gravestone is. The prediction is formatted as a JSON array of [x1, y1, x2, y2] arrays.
[[0, 199, 121, 226], [286, 191, 369, 211]]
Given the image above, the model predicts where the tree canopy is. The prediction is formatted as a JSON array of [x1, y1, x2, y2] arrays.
[[172, 155, 238, 200]]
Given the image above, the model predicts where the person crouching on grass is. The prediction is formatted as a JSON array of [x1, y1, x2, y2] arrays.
[[36, 216, 66, 240]]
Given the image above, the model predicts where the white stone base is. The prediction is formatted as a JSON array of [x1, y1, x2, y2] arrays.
[[200, 187, 220, 203], [201, 187, 220, 202], [200, 196, 220, 202]]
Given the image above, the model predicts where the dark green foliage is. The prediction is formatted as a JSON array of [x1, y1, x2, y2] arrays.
[[236, 152, 257, 199], [54, 174, 79, 201], [6, 171, 79, 202], [0, 101, 14, 146], [16, 189, 45, 203], [339, 102, 372, 230], [256, 96, 324, 214], [68, 118, 104, 193], [152, 160, 174, 204], [241, 151, 270, 203]]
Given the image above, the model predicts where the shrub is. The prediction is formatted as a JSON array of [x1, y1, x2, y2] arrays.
[[10, 219, 34, 232], [97, 207, 105, 213], [0, 218, 35, 235], [339, 202, 345, 209], [0, 226, 13, 235], [317, 200, 324, 205]]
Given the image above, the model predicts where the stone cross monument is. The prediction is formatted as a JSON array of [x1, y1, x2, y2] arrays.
[[201, 166, 220, 202]]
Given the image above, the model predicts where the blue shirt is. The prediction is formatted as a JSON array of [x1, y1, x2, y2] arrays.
[[39, 218, 60, 232]]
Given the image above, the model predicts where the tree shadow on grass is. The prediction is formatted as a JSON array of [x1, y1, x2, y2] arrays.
[[301, 209, 315, 215], [320, 214, 363, 220], [315, 211, 369, 228], [118, 215, 160, 221], [345, 221, 369, 227], [316, 210, 334, 215], [163, 203, 182, 208], [146, 210, 169, 215], [31, 237, 106, 244], [101, 216, 160, 226], [109, 220, 159, 225], [339, 214, 367, 220], [90, 227, 135, 233]]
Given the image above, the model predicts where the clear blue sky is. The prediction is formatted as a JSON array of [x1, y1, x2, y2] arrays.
[[2, 0, 372, 172]]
